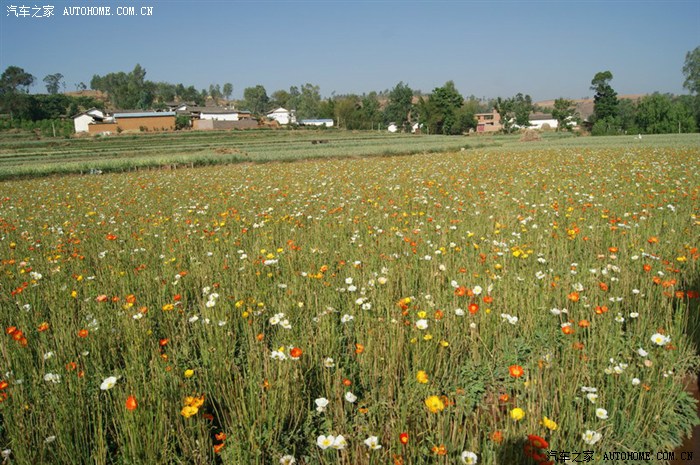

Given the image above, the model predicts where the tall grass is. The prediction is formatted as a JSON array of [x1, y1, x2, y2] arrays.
[[0, 140, 698, 464]]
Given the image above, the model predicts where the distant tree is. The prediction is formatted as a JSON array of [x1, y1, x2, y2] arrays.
[[590, 71, 620, 135], [552, 98, 577, 131], [271, 89, 291, 109], [418, 81, 465, 135], [294, 83, 322, 120], [318, 97, 335, 120], [0, 66, 35, 119], [333, 95, 362, 129], [223, 83, 233, 101], [90, 64, 148, 109], [383, 81, 414, 130], [682, 47, 700, 128], [209, 84, 222, 103], [512, 93, 533, 128], [76, 82, 87, 91], [682, 46, 700, 95], [197, 89, 208, 106], [43, 73, 64, 94], [635, 93, 696, 134], [0, 66, 35, 94], [494, 97, 515, 133], [154, 82, 176, 103], [243, 85, 269, 114], [360, 92, 382, 129]]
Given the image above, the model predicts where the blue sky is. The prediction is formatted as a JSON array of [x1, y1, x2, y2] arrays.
[[1, 0, 698, 102]]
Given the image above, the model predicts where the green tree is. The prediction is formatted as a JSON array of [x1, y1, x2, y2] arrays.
[[271, 89, 290, 109], [552, 98, 577, 131], [512, 93, 533, 128], [383, 82, 414, 130], [682, 46, 700, 95], [223, 83, 233, 101], [0, 66, 35, 94], [90, 64, 149, 109], [243, 85, 269, 115], [209, 84, 222, 103], [0, 66, 35, 119], [43, 73, 64, 94], [635, 93, 696, 134], [360, 92, 382, 129], [334, 95, 362, 129], [295, 83, 322, 120], [494, 97, 515, 133], [590, 71, 620, 134]]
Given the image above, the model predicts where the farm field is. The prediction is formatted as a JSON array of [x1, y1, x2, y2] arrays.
[[0, 133, 699, 464], [0, 129, 499, 180]]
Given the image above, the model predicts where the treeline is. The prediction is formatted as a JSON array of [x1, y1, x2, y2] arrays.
[[588, 71, 698, 135], [2, 45, 699, 136]]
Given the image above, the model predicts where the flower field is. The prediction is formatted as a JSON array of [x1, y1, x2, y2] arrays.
[[1, 136, 699, 464]]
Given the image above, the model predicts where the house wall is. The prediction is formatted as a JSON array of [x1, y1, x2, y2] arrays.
[[193, 119, 259, 130], [268, 112, 291, 125], [200, 112, 239, 121], [88, 122, 119, 134], [74, 114, 94, 133], [116, 116, 176, 132]]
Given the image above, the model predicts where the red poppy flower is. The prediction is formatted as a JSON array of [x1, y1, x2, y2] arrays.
[[509, 365, 524, 378], [399, 432, 409, 445], [527, 434, 549, 449]]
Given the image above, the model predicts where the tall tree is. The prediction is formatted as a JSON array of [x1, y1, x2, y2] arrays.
[[0, 66, 35, 94], [552, 98, 577, 131], [243, 85, 269, 114], [383, 81, 414, 130], [513, 93, 533, 128], [223, 83, 233, 101], [590, 71, 618, 121], [0, 66, 35, 119], [360, 92, 382, 129], [295, 83, 322, 120], [494, 97, 515, 133], [43, 73, 64, 94], [682, 46, 700, 95], [271, 89, 291, 109]]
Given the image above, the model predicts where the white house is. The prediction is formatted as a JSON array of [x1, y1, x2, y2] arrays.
[[387, 122, 398, 133], [73, 108, 106, 133], [267, 107, 296, 125], [199, 109, 250, 121], [300, 119, 333, 127]]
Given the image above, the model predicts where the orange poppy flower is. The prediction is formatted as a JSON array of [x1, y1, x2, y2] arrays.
[[354, 343, 365, 355], [594, 305, 608, 314], [562, 325, 575, 335], [125, 395, 138, 411], [499, 393, 510, 403], [214, 432, 227, 441], [289, 347, 302, 358], [468, 303, 479, 314], [509, 365, 524, 378], [213, 443, 225, 454], [37, 322, 49, 332], [567, 292, 580, 302], [342, 378, 352, 387], [598, 282, 609, 292], [490, 430, 503, 444], [483, 295, 493, 304], [643, 264, 652, 272], [455, 286, 468, 297], [77, 329, 89, 338], [578, 319, 590, 328]]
